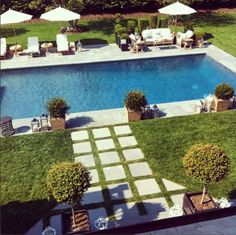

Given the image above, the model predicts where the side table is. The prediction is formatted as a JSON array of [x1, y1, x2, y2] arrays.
[[41, 42, 53, 55], [183, 39, 194, 49], [0, 116, 15, 136], [9, 44, 22, 56]]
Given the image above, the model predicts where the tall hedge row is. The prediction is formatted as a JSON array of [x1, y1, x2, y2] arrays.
[[1, 0, 235, 16]]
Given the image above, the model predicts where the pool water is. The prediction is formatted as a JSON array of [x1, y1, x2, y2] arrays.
[[1, 54, 236, 119]]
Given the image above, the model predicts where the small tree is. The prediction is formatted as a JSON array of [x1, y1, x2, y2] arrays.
[[47, 162, 91, 225], [183, 143, 231, 204]]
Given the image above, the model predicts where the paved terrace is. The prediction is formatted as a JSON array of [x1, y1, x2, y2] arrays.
[[1, 43, 236, 135]]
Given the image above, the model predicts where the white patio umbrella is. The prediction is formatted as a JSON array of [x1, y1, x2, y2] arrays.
[[0, 9, 32, 44], [40, 6, 80, 21], [158, 1, 196, 32]]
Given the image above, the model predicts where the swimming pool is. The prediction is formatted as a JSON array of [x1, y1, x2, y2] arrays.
[[1, 54, 236, 119]]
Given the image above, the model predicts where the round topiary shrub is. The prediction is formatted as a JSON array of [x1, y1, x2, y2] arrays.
[[124, 90, 147, 112], [120, 33, 129, 40], [183, 143, 231, 203], [215, 83, 234, 100], [46, 97, 70, 118], [47, 161, 91, 225]]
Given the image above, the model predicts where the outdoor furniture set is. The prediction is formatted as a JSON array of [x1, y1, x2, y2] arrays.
[[31, 114, 49, 133]]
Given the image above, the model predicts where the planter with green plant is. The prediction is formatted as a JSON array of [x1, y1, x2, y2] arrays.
[[182, 143, 231, 214], [214, 83, 234, 112], [47, 162, 91, 234], [46, 97, 70, 130], [124, 90, 147, 121], [194, 28, 205, 47]]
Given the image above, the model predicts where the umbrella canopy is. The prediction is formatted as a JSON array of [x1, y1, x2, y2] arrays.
[[158, 1, 196, 15], [0, 9, 32, 24], [40, 6, 80, 21]]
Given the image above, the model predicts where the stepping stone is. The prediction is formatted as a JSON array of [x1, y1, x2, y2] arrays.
[[143, 198, 169, 220], [81, 186, 104, 205], [135, 179, 161, 196], [170, 194, 185, 207], [162, 178, 185, 191], [73, 142, 91, 154], [50, 215, 62, 235], [74, 154, 95, 167], [107, 182, 133, 200], [52, 203, 70, 211], [89, 169, 99, 184], [113, 202, 141, 226], [92, 128, 111, 139], [118, 136, 137, 148], [71, 130, 88, 141], [123, 148, 144, 161], [103, 165, 126, 181], [99, 151, 120, 165], [87, 207, 108, 231], [128, 162, 152, 177], [114, 125, 132, 135], [95, 139, 115, 151]]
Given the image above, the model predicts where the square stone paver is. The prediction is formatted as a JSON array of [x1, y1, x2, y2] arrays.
[[162, 178, 185, 191], [73, 142, 91, 154], [143, 198, 169, 220], [118, 136, 137, 148], [108, 182, 133, 200], [89, 169, 99, 184], [87, 207, 108, 231], [71, 130, 88, 141], [170, 194, 185, 207], [92, 128, 111, 139], [103, 165, 126, 181], [74, 154, 95, 167], [113, 202, 139, 222], [135, 179, 161, 196], [114, 125, 132, 135], [95, 139, 115, 151], [123, 148, 144, 161], [81, 186, 104, 205], [128, 162, 152, 177], [99, 151, 120, 165]]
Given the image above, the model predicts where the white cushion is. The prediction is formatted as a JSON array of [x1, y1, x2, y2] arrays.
[[185, 30, 194, 38], [129, 34, 136, 41]]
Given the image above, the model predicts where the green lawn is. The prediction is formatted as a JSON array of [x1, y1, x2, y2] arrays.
[[0, 12, 236, 56], [1, 111, 236, 234]]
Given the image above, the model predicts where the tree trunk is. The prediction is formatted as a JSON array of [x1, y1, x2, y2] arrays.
[[200, 184, 206, 204], [71, 206, 76, 226]]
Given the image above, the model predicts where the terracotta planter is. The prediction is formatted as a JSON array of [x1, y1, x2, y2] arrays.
[[127, 109, 142, 121], [50, 117, 65, 130], [214, 97, 230, 112], [61, 209, 90, 234], [183, 192, 218, 215]]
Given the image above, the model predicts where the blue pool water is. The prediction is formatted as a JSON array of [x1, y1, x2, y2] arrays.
[[1, 54, 236, 119]]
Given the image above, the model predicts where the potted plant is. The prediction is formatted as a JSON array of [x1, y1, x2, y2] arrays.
[[214, 83, 234, 112], [124, 90, 147, 121], [47, 162, 91, 234], [182, 143, 231, 215], [194, 28, 205, 47], [46, 97, 70, 130]]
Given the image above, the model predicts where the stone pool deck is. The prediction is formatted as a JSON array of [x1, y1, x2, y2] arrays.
[[1, 43, 236, 135]]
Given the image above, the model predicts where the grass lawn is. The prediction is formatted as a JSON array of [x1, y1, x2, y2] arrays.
[[0, 12, 236, 56], [1, 111, 236, 234]]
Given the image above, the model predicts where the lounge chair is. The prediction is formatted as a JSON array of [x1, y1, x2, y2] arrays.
[[0, 38, 7, 59], [56, 34, 69, 54], [176, 30, 194, 47], [27, 37, 40, 57]]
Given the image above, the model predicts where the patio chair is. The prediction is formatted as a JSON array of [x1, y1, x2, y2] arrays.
[[176, 30, 194, 47], [27, 37, 40, 57], [56, 34, 69, 54], [0, 38, 7, 59]]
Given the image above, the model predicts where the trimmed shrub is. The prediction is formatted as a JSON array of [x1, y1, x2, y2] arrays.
[[138, 19, 149, 32], [46, 97, 70, 119], [124, 90, 147, 112], [127, 20, 136, 31], [149, 14, 158, 28], [114, 13, 123, 24], [116, 26, 127, 36], [215, 83, 234, 100], [183, 143, 231, 203], [115, 23, 122, 32], [47, 162, 91, 224], [184, 22, 194, 32], [158, 19, 168, 28], [120, 33, 129, 40]]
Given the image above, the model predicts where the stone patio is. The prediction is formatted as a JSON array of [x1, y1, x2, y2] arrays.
[[162, 178, 185, 191], [135, 179, 161, 196], [99, 151, 120, 165], [74, 154, 95, 167], [89, 169, 99, 184], [73, 142, 92, 154], [103, 165, 126, 181], [128, 162, 152, 177], [71, 130, 89, 141], [81, 186, 104, 205], [108, 182, 133, 200], [92, 127, 111, 139], [95, 139, 115, 151], [122, 148, 145, 161], [113, 125, 132, 135], [118, 136, 137, 148]]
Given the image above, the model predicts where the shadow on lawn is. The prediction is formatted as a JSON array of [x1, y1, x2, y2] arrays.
[[81, 38, 108, 45], [189, 12, 236, 27], [1, 199, 56, 235], [0, 28, 30, 39], [86, 19, 114, 35]]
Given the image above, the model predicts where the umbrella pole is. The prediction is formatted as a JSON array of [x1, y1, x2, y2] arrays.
[[175, 15, 178, 33], [12, 25, 18, 44]]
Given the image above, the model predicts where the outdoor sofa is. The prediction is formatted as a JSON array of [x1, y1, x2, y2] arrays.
[[176, 30, 194, 47], [0, 38, 7, 59], [142, 28, 174, 46]]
